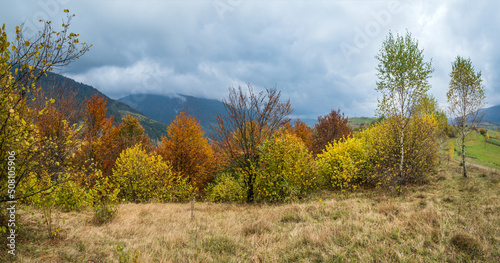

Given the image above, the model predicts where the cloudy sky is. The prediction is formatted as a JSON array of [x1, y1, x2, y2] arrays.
[[2, 0, 499, 118]]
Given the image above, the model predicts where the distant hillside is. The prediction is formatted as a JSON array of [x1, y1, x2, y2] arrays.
[[35, 73, 168, 141], [348, 117, 377, 128], [292, 117, 376, 129], [118, 94, 227, 135], [482, 104, 500, 123], [475, 105, 500, 130]]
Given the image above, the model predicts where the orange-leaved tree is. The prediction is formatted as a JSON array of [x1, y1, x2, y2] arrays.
[[285, 119, 313, 149], [78, 94, 118, 185], [311, 109, 353, 156], [157, 112, 215, 194], [98, 115, 152, 178], [30, 86, 81, 182]]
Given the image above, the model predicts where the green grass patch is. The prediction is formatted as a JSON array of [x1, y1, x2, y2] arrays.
[[452, 131, 500, 169], [348, 117, 377, 126]]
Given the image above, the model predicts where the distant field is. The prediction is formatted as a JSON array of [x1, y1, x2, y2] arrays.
[[452, 130, 500, 169], [348, 117, 377, 128], [486, 129, 500, 146]]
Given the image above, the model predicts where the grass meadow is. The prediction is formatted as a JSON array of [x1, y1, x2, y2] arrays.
[[3, 158, 499, 262], [453, 130, 500, 169]]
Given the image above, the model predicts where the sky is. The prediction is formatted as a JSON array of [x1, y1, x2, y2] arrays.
[[2, 0, 499, 118]]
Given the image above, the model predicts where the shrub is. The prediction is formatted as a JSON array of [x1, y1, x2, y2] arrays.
[[447, 140, 454, 163], [111, 144, 192, 203], [53, 179, 94, 212], [365, 115, 439, 186], [22, 170, 93, 212], [21, 171, 95, 237], [90, 170, 119, 225], [207, 173, 245, 203], [316, 135, 373, 191], [317, 115, 439, 191], [93, 202, 117, 225], [254, 132, 316, 202]]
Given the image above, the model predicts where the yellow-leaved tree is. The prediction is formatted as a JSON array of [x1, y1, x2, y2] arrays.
[[111, 144, 191, 203], [0, 11, 91, 205]]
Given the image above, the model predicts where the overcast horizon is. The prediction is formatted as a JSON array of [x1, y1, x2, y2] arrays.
[[2, 0, 499, 118]]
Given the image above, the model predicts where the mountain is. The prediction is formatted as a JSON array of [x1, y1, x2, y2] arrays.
[[118, 94, 227, 135], [480, 104, 500, 130], [35, 72, 168, 141], [482, 105, 500, 123]]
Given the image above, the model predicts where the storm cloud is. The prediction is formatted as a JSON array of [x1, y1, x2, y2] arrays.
[[2, 0, 499, 117]]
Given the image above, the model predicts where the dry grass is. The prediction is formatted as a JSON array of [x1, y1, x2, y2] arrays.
[[3, 161, 500, 262]]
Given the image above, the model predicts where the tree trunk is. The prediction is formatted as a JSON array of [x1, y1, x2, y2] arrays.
[[461, 128, 467, 177], [247, 172, 254, 203], [399, 123, 405, 183]]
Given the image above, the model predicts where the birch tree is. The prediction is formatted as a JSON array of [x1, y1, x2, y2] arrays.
[[447, 56, 485, 177], [375, 30, 434, 183]]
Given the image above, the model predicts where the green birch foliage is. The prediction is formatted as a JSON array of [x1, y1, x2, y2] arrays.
[[447, 56, 486, 177], [375, 31, 434, 117], [375, 30, 434, 181]]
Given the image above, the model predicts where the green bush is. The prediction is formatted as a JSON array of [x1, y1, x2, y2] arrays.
[[90, 170, 119, 225], [22, 170, 93, 212], [254, 132, 316, 202], [53, 179, 94, 212], [207, 173, 245, 203]]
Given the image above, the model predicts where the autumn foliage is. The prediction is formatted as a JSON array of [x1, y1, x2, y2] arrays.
[[119, 114, 151, 150], [317, 114, 439, 191], [285, 119, 313, 149], [111, 144, 191, 202], [254, 131, 316, 202], [311, 109, 352, 155], [364, 115, 439, 186], [157, 112, 215, 192], [213, 85, 292, 202], [78, 95, 150, 187]]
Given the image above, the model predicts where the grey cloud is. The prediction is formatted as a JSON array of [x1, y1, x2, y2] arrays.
[[1, 0, 499, 117]]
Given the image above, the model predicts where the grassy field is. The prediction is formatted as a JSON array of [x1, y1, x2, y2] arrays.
[[453, 130, 500, 169], [3, 160, 499, 262], [348, 117, 377, 129]]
